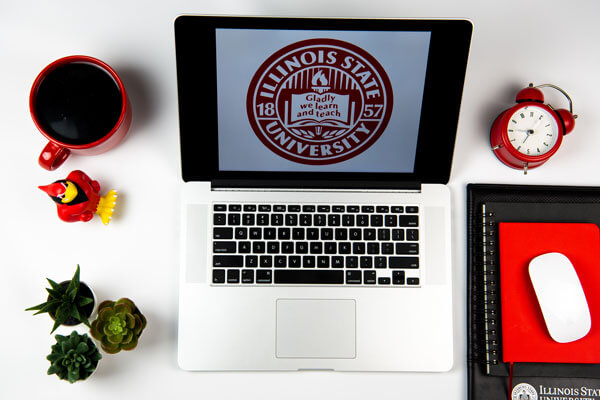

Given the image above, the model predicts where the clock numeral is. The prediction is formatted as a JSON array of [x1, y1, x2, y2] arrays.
[[508, 129, 514, 132], [530, 112, 534, 117], [511, 119, 517, 124], [546, 133, 553, 137], [545, 124, 550, 127], [520, 113, 525, 119], [517, 146, 522, 151], [527, 149, 530, 154], [539, 115, 544, 120], [543, 142, 549, 146], [537, 148, 540, 153], [510, 138, 516, 142]]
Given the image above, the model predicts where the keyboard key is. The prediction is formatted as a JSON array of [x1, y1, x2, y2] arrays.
[[310, 242, 323, 254], [392, 229, 405, 241], [407, 277, 420, 285], [332, 206, 345, 212], [391, 206, 404, 213], [257, 214, 269, 226], [374, 257, 387, 268], [399, 215, 419, 227], [260, 256, 272, 268], [364, 229, 376, 241], [249, 228, 262, 239], [317, 256, 330, 268], [367, 242, 379, 254], [245, 255, 258, 268], [214, 204, 226, 211], [378, 277, 391, 285], [213, 255, 243, 268], [357, 215, 369, 226], [271, 214, 283, 226], [370, 215, 383, 226], [213, 213, 226, 225], [338, 242, 351, 254], [285, 214, 298, 226], [376, 206, 389, 213], [361, 205, 374, 213], [258, 204, 271, 212], [213, 227, 233, 239], [392, 271, 405, 285], [282, 242, 294, 254], [302, 205, 315, 212], [275, 270, 344, 284], [296, 242, 309, 254], [317, 205, 330, 212], [346, 256, 358, 268], [227, 269, 240, 283], [228, 213, 240, 226], [396, 243, 419, 255], [342, 214, 355, 226], [321, 228, 333, 240], [314, 214, 327, 226], [302, 256, 315, 268], [360, 256, 373, 268], [213, 269, 225, 283], [346, 270, 362, 284], [238, 242, 251, 253], [256, 270, 272, 283], [364, 270, 376, 284], [241, 270, 254, 283], [288, 256, 301, 268], [349, 229, 362, 240], [332, 256, 344, 268], [389, 257, 419, 269], [292, 228, 305, 240], [382, 243, 394, 254], [278, 228, 290, 240], [267, 241, 279, 254], [353, 243, 365, 254], [252, 242, 265, 253], [407, 229, 419, 241], [264, 228, 276, 239], [385, 215, 397, 227], [346, 205, 359, 213], [377, 229, 390, 241], [235, 227, 247, 239], [307, 228, 319, 240], [328, 214, 340, 226], [273, 205, 286, 212], [406, 206, 419, 213], [213, 241, 236, 253], [335, 228, 348, 240], [324, 242, 337, 254], [275, 256, 287, 268], [243, 204, 256, 212], [228, 204, 241, 211], [300, 214, 312, 226], [242, 214, 255, 226], [288, 205, 301, 212]]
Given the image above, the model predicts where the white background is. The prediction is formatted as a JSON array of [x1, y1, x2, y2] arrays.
[[2, 1, 600, 399]]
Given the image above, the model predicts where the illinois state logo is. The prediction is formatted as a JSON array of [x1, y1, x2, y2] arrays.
[[247, 38, 393, 165]]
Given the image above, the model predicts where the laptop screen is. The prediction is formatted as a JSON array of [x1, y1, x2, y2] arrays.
[[216, 29, 430, 174], [175, 17, 471, 187]]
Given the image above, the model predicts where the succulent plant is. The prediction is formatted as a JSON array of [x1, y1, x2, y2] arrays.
[[47, 331, 102, 383], [90, 298, 147, 354], [26, 265, 94, 333]]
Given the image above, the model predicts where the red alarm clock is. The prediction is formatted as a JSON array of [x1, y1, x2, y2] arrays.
[[490, 83, 577, 174]]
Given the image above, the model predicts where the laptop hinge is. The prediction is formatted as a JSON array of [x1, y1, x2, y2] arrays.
[[211, 179, 421, 191]]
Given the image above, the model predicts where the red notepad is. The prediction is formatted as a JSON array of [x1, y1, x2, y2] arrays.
[[499, 222, 600, 363]]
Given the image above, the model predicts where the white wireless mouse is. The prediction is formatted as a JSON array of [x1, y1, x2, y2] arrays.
[[529, 252, 591, 343]]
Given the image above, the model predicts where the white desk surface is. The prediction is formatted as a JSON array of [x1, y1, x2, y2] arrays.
[[2, 0, 600, 398]]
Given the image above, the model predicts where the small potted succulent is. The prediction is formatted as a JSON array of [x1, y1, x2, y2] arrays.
[[90, 298, 147, 354], [47, 331, 102, 383], [26, 265, 95, 333]]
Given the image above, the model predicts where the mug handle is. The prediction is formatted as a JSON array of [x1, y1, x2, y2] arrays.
[[39, 141, 70, 170]]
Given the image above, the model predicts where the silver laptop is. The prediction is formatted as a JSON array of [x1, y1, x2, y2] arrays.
[[175, 16, 471, 371]]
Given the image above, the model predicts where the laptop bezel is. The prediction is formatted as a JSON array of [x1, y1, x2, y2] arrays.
[[175, 16, 472, 188]]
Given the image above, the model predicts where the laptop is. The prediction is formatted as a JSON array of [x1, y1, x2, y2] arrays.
[[175, 16, 471, 371]]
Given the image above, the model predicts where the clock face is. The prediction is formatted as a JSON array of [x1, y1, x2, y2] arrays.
[[506, 105, 560, 156]]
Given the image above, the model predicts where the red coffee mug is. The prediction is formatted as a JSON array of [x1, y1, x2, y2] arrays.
[[30, 55, 132, 170]]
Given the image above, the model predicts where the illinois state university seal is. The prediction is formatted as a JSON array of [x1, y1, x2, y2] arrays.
[[247, 38, 393, 165]]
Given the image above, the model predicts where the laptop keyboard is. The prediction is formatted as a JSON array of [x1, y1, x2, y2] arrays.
[[211, 203, 421, 286]]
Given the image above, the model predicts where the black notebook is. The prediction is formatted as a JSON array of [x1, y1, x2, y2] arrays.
[[467, 184, 600, 400]]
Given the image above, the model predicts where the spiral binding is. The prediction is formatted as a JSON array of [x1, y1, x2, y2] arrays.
[[473, 204, 502, 372]]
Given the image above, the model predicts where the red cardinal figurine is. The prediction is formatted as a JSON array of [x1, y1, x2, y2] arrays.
[[39, 170, 117, 225]]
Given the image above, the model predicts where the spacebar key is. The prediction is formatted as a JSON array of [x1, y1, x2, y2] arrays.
[[275, 270, 344, 284]]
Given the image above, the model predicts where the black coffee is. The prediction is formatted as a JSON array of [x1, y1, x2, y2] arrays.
[[34, 62, 122, 145]]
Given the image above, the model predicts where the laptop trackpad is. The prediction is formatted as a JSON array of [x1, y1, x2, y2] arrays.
[[276, 299, 356, 359]]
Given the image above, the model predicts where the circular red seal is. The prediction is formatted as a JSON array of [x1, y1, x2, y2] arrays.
[[247, 38, 393, 165]]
